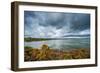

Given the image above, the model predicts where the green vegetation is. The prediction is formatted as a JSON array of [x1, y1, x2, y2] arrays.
[[24, 44, 90, 61], [24, 37, 68, 42], [24, 38, 52, 42]]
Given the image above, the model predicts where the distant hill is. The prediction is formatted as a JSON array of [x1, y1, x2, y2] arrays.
[[24, 34, 90, 42], [62, 34, 90, 37]]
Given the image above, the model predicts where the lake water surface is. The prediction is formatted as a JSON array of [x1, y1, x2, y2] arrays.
[[25, 38, 90, 50]]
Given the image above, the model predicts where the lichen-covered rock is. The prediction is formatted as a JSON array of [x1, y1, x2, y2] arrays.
[[41, 44, 50, 50], [24, 45, 90, 61]]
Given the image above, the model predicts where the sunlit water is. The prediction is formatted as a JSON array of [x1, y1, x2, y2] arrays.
[[24, 37, 90, 50]]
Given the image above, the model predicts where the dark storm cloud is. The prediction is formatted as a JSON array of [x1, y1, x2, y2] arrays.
[[24, 11, 90, 38], [70, 14, 90, 32]]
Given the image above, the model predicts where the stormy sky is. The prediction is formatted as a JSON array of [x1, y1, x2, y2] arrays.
[[24, 11, 90, 38]]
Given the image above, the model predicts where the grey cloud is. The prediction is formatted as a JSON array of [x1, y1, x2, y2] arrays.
[[24, 11, 90, 38]]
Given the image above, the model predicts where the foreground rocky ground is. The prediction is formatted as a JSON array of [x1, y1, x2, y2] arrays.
[[24, 44, 90, 61]]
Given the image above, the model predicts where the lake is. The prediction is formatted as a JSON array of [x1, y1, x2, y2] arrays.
[[24, 37, 90, 50]]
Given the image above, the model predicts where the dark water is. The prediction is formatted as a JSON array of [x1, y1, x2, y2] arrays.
[[24, 37, 90, 50]]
